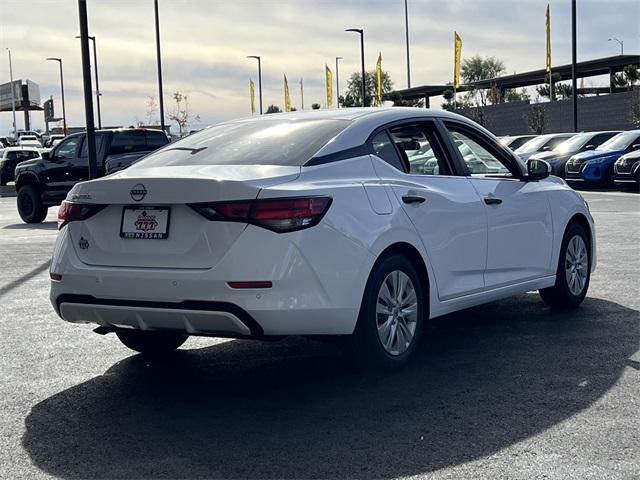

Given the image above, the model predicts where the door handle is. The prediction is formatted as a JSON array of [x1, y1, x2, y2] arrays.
[[484, 197, 502, 205], [402, 195, 426, 204]]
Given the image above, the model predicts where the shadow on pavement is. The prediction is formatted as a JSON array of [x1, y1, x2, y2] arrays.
[[22, 295, 639, 479], [2, 221, 57, 230]]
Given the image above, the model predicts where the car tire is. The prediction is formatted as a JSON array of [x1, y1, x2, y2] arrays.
[[17, 184, 47, 223], [115, 330, 188, 355], [539, 222, 591, 309], [0, 175, 6, 186], [344, 253, 426, 370]]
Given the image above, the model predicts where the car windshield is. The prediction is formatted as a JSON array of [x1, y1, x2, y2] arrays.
[[131, 118, 351, 168], [554, 134, 590, 153], [598, 131, 640, 152], [515, 136, 551, 154]]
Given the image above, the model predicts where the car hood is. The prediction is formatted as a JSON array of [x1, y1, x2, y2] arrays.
[[571, 149, 624, 162], [14, 158, 42, 169]]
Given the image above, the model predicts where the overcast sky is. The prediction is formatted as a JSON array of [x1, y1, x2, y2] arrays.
[[0, 0, 638, 135]]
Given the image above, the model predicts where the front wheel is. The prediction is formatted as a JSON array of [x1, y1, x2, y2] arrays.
[[344, 253, 426, 370], [539, 222, 591, 309], [116, 330, 188, 355]]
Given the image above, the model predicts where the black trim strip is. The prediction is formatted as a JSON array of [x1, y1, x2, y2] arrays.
[[305, 144, 370, 166], [55, 294, 264, 336]]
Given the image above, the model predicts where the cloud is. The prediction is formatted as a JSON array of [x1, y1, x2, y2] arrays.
[[0, 0, 638, 134]]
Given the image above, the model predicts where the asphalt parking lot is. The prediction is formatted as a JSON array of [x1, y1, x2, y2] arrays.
[[0, 190, 638, 480]]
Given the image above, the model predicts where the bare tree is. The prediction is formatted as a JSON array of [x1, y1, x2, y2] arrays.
[[145, 95, 158, 125], [168, 92, 200, 137]]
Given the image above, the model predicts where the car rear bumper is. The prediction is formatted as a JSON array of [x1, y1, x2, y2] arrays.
[[50, 222, 373, 337]]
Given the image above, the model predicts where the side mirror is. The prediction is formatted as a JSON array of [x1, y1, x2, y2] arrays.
[[399, 140, 420, 151], [40, 151, 50, 160], [631, 144, 640, 151], [541, 145, 552, 151], [526, 158, 551, 181], [584, 144, 595, 151]]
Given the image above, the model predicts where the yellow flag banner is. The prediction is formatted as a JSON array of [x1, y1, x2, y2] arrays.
[[376, 52, 383, 105], [284, 74, 292, 112], [546, 4, 551, 73], [250, 79, 256, 114], [454, 32, 462, 88], [325, 65, 333, 108]]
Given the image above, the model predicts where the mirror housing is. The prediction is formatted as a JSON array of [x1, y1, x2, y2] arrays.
[[399, 140, 420, 151], [631, 144, 640, 151], [526, 158, 551, 181], [584, 144, 595, 151], [541, 145, 552, 151], [40, 151, 50, 160]]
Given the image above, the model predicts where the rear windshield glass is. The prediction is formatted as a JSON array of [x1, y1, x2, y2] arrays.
[[130, 118, 351, 168]]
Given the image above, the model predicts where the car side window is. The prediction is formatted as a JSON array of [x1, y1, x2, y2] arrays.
[[147, 131, 169, 149], [370, 131, 406, 172], [445, 125, 514, 177], [389, 123, 449, 176], [54, 136, 81, 160], [109, 131, 147, 155], [79, 134, 105, 160]]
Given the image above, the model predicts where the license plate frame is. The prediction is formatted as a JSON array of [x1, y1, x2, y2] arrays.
[[120, 206, 171, 240]]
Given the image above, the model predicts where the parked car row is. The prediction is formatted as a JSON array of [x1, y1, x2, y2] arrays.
[[499, 130, 640, 190]]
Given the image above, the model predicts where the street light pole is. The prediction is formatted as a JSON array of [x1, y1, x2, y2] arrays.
[[571, 0, 578, 132], [247, 56, 263, 114], [75, 35, 102, 128], [154, 0, 165, 133], [404, 0, 411, 88], [78, 0, 97, 179], [345, 28, 366, 107], [46, 57, 67, 135], [335, 56, 342, 108], [607, 37, 624, 55], [6, 49, 17, 139]]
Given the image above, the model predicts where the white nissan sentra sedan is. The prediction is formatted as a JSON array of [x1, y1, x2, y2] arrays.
[[50, 108, 595, 369]]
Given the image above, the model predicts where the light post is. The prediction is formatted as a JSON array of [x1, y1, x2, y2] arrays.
[[345, 28, 366, 107], [46, 57, 67, 135], [77, 0, 97, 179], [154, 0, 165, 133], [247, 55, 263, 114], [75, 35, 102, 128], [607, 37, 624, 55], [571, 0, 578, 132], [6, 48, 17, 139], [404, 0, 411, 88], [335, 56, 342, 108]]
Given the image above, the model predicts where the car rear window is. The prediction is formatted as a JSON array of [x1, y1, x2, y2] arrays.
[[130, 118, 351, 168], [6, 150, 39, 162]]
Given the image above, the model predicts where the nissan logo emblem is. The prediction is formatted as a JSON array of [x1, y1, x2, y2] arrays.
[[130, 184, 147, 202]]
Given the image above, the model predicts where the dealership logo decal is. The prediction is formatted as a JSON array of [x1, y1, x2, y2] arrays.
[[134, 211, 158, 232], [78, 237, 89, 249], [130, 184, 147, 202]]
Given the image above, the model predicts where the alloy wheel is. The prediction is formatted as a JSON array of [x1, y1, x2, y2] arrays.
[[565, 235, 588, 296], [376, 270, 418, 356]]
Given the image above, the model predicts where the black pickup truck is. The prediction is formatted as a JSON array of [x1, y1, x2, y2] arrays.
[[14, 128, 169, 223]]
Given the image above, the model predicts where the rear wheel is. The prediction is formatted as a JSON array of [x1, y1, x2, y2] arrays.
[[539, 222, 591, 309], [345, 254, 425, 370], [17, 184, 47, 223], [116, 330, 188, 355]]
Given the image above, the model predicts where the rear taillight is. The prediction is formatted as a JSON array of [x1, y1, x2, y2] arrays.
[[58, 201, 106, 229], [189, 196, 332, 233]]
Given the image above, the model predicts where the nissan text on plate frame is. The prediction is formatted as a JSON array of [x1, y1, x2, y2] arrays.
[[50, 108, 596, 370]]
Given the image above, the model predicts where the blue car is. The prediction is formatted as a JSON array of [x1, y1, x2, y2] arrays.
[[565, 130, 640, 185]]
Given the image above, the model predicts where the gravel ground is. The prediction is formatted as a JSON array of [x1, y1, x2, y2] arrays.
[[0, 190, 638, 480]]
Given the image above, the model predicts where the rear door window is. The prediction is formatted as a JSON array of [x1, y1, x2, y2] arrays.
[[370, 131, 406, 172]]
